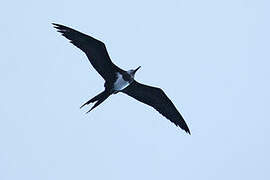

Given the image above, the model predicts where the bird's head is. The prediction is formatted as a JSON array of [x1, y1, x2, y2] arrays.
[[128, 66, 141, 78]]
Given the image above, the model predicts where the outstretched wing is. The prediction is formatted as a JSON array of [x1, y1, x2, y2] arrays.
[[123, 81, 190, 134], [53, 23, 122, 81]]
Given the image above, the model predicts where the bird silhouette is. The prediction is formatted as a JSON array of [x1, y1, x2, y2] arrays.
[[53, 23, 190, 134]]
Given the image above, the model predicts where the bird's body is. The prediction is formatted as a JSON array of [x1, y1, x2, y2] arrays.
[[113, 72, 132, 92], [53, 23, 190, 134]]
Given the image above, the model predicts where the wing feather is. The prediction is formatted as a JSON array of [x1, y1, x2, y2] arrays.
[[123, 81, 190, 134], [53, 23, 122, 81]]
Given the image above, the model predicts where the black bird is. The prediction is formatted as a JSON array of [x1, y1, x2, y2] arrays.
[[53, 23, 190, 134]]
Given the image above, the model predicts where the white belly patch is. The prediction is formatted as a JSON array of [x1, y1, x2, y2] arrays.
[[113, 73, 130, 91]]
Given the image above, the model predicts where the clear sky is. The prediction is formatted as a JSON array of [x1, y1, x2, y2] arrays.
[[1, 0, 269, 179]]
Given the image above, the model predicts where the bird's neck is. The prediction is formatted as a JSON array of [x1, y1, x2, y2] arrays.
[[122, 71, 134, 82], [113, 72, 133, 92]]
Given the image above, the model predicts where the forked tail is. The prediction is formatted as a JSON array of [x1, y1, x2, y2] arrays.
[[80, 90, 111, 113]]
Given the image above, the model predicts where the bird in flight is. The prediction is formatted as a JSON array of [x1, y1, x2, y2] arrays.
[[53, 23, 190, 134]]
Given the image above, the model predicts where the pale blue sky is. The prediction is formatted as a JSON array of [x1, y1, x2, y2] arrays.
[[1, 0, 269, 179]]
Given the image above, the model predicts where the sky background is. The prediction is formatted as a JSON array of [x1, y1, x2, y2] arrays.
[[1, 0, 269, 179]]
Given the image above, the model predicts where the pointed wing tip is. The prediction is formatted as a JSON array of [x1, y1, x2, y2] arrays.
[[52, 23, 60, 29], [52, 23, 68, 33], [52, 23, 62, 27], [181, 127, 191, 135], [176, 123, 191, 135]]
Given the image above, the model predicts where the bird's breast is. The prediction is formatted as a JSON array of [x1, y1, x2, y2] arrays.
[[113, 72, 132, 92]]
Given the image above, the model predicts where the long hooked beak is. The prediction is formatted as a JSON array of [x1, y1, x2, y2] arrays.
[[134, 66, 141, 73]]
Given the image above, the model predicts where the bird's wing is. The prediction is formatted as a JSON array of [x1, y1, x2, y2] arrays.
[[123, 81, 190, 134], [53, 23, 122, 81]]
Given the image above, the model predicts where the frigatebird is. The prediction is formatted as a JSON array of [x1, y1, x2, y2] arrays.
[[53, 23, 190, 134]]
